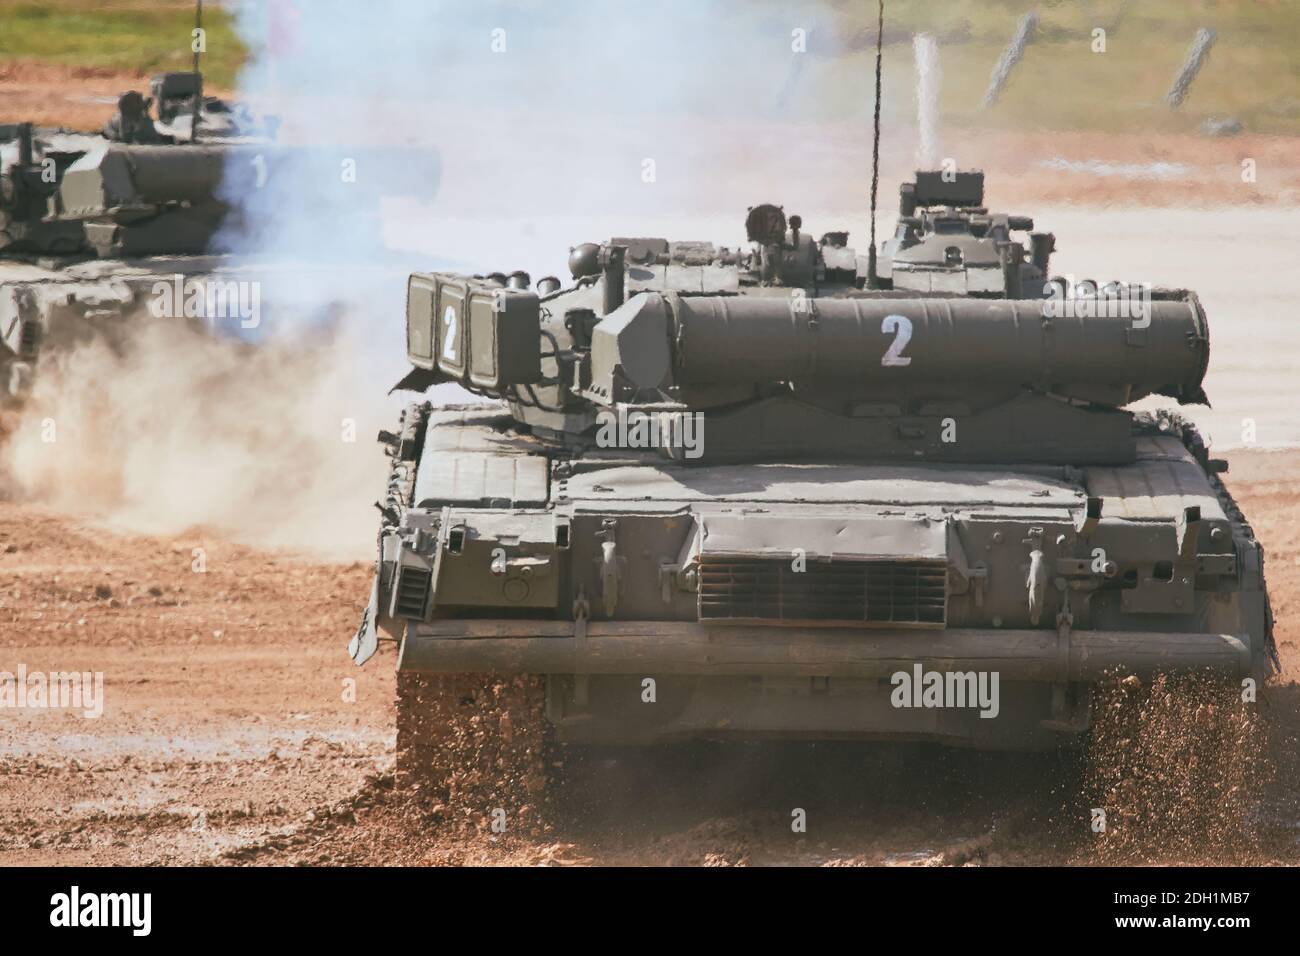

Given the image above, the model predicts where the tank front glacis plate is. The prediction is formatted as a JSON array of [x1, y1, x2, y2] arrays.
[[376, 419, 1256, 651], [359, 395, 1268, 747]]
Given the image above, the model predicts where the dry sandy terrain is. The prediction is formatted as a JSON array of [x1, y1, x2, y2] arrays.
[[0, 62, 233, 131], [0, 447, 1296, 867]]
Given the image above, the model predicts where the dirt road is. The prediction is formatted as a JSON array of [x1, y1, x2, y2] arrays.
[[1, 448, 1296, 866], [0, 511, 390, 865], [0, 61, 234, 131]]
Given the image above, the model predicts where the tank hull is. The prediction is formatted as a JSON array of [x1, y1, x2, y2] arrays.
[[359, 185, 1273, 758], [0, 257, 303, 400], [362, 404, 1274, 752]]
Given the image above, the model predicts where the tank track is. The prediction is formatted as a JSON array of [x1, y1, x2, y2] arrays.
[[387, 401, 555, 831], [1137, 408, 1279, 675], [1209, 476, 1279, 676], [1079, 411, 1275, 858], [380, 401, 431, 523]]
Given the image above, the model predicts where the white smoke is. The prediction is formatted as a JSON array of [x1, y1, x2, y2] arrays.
[[218, 0, 910, 281], [913, 32, 941, 170], [212, 0, 917, 414]]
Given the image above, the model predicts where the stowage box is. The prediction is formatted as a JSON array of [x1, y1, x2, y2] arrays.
[[406, 272, 541, 388]]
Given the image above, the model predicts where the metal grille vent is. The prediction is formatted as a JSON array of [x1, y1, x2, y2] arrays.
[[394, 566, 432, 620], [698, 557, 946, 626]]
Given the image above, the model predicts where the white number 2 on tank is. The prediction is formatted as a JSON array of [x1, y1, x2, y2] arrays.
[[881, 314, 913, 367], [442, 306, 458, 361]]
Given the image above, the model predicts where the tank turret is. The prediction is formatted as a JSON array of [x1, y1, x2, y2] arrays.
[[397, 197, 1205, 467], [0, 85, 276, 399], [1, 67, 443, 401], [1, 102, 269, 260], [879, 169, 1056, 298]]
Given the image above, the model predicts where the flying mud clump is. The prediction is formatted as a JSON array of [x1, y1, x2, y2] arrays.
[[1082, 671, 1270, 863], [396, 672, 554, 838]]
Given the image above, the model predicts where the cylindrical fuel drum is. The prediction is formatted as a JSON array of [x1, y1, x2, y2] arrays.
[[668, 293, 1208, 404]]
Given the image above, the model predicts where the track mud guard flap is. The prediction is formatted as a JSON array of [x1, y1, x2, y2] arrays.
[[389, 366, 446, 394], [349, 577, 381, 665]]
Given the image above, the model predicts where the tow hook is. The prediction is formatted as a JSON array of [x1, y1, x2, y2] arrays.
[[598, 519, 622, 617], [1024, 527, 1047, 625]]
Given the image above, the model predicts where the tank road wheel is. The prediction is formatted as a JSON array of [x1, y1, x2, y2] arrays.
[[396, 672, 553, 833], [1081, 672, 1268, 862]]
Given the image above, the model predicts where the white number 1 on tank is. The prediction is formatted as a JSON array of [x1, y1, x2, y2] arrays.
[[881, 314, 913, 367], [442, 306, 458, 361]]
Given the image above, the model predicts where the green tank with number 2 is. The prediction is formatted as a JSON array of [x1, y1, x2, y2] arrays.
[[351, 170, 1276, 794]]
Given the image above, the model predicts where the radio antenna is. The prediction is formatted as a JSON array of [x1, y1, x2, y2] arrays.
[[866, 0, 884, 289], [190, 0, 204, 142]]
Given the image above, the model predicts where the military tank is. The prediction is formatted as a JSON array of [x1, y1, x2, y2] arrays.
[[0, 69, 442, 400], [0, 72, 275, 399], [352, 169, 1276, 801]]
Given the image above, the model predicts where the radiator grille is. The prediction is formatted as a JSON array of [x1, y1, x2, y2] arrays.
[[698, 557, 946, 626], [394, 566, 432, 620]]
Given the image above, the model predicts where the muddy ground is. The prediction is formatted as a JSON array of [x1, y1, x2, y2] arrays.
[[0, 448, 1296, 867]]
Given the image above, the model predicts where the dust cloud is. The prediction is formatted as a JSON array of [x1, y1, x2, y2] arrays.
[[0, 314, 388, 561]]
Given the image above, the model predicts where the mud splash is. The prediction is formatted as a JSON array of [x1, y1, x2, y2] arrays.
[[1080, 672, 1271, 863], [395, 672, 553, 837]]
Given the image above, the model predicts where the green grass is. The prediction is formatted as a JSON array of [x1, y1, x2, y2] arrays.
[[0, 0, 246, 88], [809, 0, 1300, 134]]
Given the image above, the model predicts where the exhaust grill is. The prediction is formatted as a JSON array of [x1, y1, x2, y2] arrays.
[[698, 557, 946, 626], [394, 566, 432, 620]]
